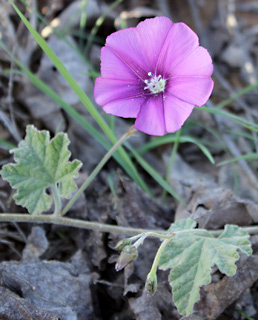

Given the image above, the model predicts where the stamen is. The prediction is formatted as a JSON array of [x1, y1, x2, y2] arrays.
[[144, 72, 166, 94]]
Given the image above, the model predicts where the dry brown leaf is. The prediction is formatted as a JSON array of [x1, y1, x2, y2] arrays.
[[186, 187, 258, 229]]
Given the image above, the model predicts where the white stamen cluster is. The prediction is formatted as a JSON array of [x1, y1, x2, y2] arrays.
[[144, 72, 166, 94]]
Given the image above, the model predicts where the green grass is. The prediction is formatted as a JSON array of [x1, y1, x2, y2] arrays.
[[217, 153, 258, 166], [0, 139, 16, 150], [199, 106, 258, 132], [135, 134, 215, 164], [8, 0, 150, 193]]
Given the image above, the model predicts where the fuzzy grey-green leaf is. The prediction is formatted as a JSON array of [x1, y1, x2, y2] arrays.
[[159, 219, 252, 316], [0, 125, 82, 215]]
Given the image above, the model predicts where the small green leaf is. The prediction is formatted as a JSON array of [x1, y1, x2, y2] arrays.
[[0, 125, 82, 215], [159, 219, 252, 316]]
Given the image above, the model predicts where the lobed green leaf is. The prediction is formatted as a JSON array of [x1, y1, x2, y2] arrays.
[[159, 219, 252, 316], [0, 125, 82, 215]]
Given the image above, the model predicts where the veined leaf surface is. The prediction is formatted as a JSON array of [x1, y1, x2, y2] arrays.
[[0, 125, 82, 215], [159, 219, 252, 316]]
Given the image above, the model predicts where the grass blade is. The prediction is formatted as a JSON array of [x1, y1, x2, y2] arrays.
[[0, 139, 16, 150], [126, 143, 185, 203], [136, 134, 215, 164], [199, 106, 258, 132], [216, 82, 258, 109], [217, 153, 258, 166]]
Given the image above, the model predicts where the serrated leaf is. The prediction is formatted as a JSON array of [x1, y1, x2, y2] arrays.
[[159, 219, 252, 316], [0, 125, 82, 215]]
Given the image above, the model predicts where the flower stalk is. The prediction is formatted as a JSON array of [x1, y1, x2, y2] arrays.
[[145, 238, 172, 295], [150, 238, 171, 274], [162, 129, 181, 201], [61, 125, 137, 216]]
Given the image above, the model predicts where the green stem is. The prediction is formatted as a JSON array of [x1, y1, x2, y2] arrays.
[[133, 234, 148, 248], [51, 183, 62, 216], [0, 213, 258, 236], [79, 0, 89, 50], [84, 0, 124, 57], [61, 126, 137, 216], [0, 213, 153, 235], [162, 129, 181, 201], [149, 238, 171, 275]]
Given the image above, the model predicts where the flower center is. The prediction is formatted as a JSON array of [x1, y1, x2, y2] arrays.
[[144, 72, 166, 94]]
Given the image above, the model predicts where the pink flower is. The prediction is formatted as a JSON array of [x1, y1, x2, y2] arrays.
[[94, 17, 213, 136]]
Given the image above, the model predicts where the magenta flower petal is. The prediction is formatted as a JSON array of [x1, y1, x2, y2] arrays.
[[156, 23, 199, 76], [135, 96, 166, 136], [94, 77, 147, 106], [100, 47, 138, 80], [136, 17, 173, 69], [167, 77, 214, 106], [105, 28, 149, 79], [170, 47, 213, 78], [94, 17, 214, 136], [164, 94, 194, 132], [103, 97, 145, 118], [105, 17, 173, 79]]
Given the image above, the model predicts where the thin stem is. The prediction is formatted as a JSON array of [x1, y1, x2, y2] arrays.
[[133, 234, 148, 248], [51, 183, 62, 216], [84, 0, 123, 57], [0, 214, 152, 235], [1, 213, 258, 236], [131, 231, 172, 251], [79, 0, 89, 50], [61, 126, 137, 216], [162, 129, 181, 201], [143, 231, 174, 240], [149, 238, 171, 275]]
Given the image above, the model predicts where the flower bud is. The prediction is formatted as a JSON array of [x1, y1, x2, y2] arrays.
[[145, 272, 157, 295], [115, 245, 138, 271], [115, 238, 133, 251]]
